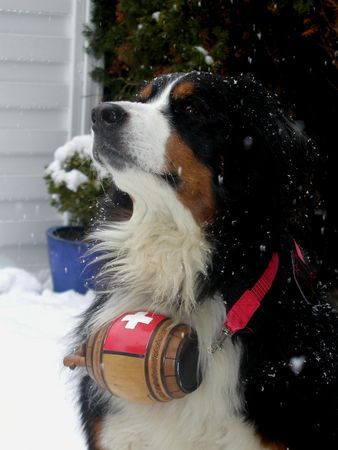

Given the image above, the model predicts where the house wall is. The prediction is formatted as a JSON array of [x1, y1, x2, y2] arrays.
[[0, 0, 101, 272]]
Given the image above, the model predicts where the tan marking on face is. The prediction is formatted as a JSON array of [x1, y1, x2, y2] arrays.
[[164, 133, 216, 226], [259, 435, 287, 450], [172, 81, 194, 100], [139, 83, 153, 102]]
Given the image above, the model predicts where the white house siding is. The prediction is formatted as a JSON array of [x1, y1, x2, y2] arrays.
[[0, 0, 101, 272]]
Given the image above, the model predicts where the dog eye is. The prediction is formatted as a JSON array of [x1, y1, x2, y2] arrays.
[[184, 104, 198, 114]]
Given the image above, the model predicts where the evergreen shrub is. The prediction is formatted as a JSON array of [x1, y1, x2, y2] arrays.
[[44, 135, 111, 230]]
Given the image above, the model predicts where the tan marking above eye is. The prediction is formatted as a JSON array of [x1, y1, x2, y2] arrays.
[[138, 83, 153, 102], [164, 133, 216, 227], [172, 81, 195, 100]]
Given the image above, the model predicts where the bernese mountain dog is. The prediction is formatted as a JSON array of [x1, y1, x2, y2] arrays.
[[70, 72, 338, 450]]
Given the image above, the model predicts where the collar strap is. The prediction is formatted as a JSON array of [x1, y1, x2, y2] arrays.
[[208, 252, 279, 354], [225, 252, 280, 335]]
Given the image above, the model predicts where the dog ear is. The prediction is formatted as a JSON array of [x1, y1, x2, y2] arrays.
[[223, 74, 323, 245]]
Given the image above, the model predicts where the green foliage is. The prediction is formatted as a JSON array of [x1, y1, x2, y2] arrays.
[[85, 0, 327, 101], [85, 0, 229, 100], [292, 0, 314, 14], [44, 143, 111, 229]]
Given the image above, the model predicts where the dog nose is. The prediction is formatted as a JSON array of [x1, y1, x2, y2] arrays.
[[91, 103, 127, 127]]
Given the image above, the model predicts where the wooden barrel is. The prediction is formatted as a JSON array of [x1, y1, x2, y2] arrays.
[[83, 311, 201, 403]]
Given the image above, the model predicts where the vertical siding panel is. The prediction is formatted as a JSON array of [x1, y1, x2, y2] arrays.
[[0, 0, 100, 271]]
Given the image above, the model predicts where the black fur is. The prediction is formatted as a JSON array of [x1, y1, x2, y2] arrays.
[[76, 72, 338, 449]]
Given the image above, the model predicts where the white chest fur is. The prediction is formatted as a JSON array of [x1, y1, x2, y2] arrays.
[[87, 171, 264, 449]]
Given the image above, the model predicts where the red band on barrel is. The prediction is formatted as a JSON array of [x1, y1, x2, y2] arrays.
[[103, 311, 167, 356]]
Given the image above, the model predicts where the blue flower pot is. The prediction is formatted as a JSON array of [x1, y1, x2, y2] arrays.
[[47, 226, 100, 294]]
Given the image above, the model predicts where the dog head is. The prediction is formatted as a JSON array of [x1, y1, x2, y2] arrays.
[[92, 71, 317, 233]]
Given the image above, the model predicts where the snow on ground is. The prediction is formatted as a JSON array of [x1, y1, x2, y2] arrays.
[[0, 267, 93, 450]]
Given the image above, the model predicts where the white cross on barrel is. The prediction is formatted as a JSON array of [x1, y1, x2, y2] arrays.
[[121, 311, 153, 329]]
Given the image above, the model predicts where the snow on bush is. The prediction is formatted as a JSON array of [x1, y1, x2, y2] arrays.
[[194, 46, 214, 66], [44, 135, 111, 228]]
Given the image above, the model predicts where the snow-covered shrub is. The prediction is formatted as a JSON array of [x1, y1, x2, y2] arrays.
[[44, 135, 111, 229]]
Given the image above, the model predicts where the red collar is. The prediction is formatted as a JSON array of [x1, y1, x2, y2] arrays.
[[224, 252, 280, 335], [209, 252, 280, 353]]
